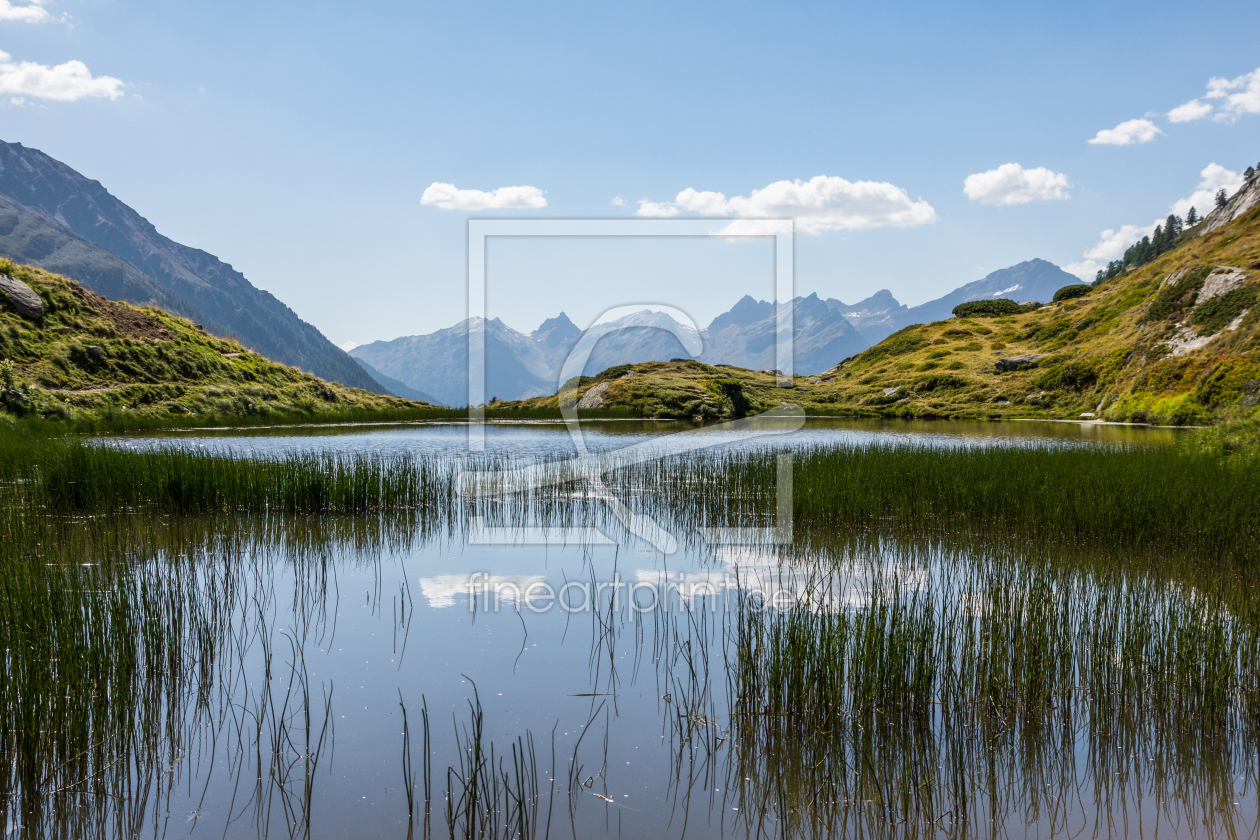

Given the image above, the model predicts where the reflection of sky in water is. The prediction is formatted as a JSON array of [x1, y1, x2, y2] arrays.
[[98, 417, 1183, 460], [23, 507, 1250, 838], [419, 541, 929, 613]]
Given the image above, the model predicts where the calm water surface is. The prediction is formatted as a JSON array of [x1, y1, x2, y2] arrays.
[[27, 421, 1251, 839], [102, 417, 1185, 459]]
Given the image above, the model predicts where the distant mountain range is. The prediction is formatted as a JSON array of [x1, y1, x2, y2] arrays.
[[0, 140, 384, 393], [0, 140, 1085, 406], [351, 259, 1082, 406]]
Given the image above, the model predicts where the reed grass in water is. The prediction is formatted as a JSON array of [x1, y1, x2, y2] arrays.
[[5, 432, 1260, 564], [721, 551, 1260, 838]]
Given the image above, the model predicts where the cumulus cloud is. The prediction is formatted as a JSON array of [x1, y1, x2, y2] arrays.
[[338, 340, 359, 352], [1167, 98, 1213, 123], [633, 199, 679, 218], [636, 175, 936, 234], [673, 188, 733, 215], [962, 163, 1071, 206], [419, 183, 546, 211], [609, 195, 627, 207], [1204, 67, 1260, 120], [1063, 163, 1244, 280], [0, 49, 123, 100], [1088, 118, 1162, 146], [0, 0, 51, 23], [1081, 224, 1156, 262], [1064, 223, 1157, 279]]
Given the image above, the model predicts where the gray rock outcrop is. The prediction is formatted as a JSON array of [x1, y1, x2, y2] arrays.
[[576, 381, 610, 409], [0, 273, 42, 319], [995, 353, 1046, 372], [1197, 267, 1249, 305]]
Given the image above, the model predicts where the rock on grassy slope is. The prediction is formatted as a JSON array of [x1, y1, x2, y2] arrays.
[[0, 258, 427, 427], [501, 183, 1260, 426]]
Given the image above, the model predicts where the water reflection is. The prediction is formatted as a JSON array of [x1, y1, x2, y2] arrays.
[[101, 416, 1185, 460], [1, 476, 1255, 838]]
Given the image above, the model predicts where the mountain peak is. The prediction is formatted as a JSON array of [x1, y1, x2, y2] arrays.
[[531, 310, 582, 349], [709, 294, 772, 331]]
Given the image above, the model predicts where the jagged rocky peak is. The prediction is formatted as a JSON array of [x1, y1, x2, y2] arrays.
[[849, 289, 903, 312], [708, 294, 772, 330], [792, 292, 834, 321], [532, 311, 581, 347]]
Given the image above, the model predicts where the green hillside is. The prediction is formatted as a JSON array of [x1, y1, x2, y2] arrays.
[[504, 183, 1260, 427], [0, 258, 429, 429]]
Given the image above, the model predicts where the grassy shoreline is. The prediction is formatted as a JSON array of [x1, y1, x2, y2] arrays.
[[4, 428, 1255, 564]]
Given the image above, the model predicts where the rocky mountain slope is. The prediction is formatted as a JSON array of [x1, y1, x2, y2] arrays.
[[0, 258, 424, 425], [0, 140, 383, 394], [502, 174, 1260, 425]]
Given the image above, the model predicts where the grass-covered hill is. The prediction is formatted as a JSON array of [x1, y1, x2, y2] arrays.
[[0, 258, 429, 429], [503, 181, 1260, 427]]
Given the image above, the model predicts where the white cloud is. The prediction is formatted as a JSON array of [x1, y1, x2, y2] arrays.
[[1167, 98, 1213, 123], [962, 163, 1071, 206], [0, 0, 51, 23], [609, 195, 626, 207], [1063, 261, 1102, 281], [634, 199, 679, 218], [1204, 67, 1260, 120], [338, 340, 359, 352], [1083, 224, 1156, 262], [1088, 118, 1162, 146], [1064, 223, 1158, 280], [0, 49, 123, 100], [673, 188, 733, 215], [1063, 163, 1244, 280], [419, 182, 546, 211], [638, 175, 936, 234]]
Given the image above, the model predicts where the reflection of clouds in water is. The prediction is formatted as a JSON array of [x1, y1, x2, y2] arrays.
[[418, 573, 547, 608], [421, 552, 929, 613], [702, 547, 928, 611], [634, 569, 728, 601]]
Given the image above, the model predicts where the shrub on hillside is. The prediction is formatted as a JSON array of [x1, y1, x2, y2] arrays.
[[704, 377, 751, 417], [952, 299, 1030, 318], [1052, 284, 1092, 302]]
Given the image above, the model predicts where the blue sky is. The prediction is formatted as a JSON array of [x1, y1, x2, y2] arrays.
[[2, 1, 1259, 345]]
